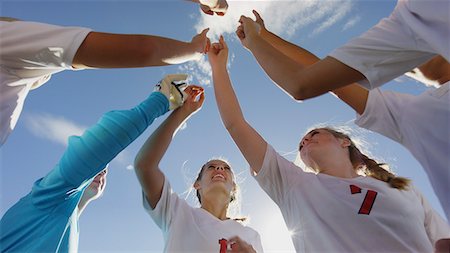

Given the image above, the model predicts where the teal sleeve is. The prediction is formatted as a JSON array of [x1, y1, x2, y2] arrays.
[[32, 92, 169, 207], [60, 92, 169, 186]]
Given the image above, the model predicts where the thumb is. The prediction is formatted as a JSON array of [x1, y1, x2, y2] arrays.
[[200, 28, 210, 36], [253, 10, 262, 22], [219, 35, 228, 50]]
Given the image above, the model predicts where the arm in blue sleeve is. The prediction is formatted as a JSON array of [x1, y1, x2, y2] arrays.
[[58, 92, 169, 187]]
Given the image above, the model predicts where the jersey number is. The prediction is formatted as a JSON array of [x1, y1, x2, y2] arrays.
[[350, 184, 378, 215], [219, 238, 228, 253]]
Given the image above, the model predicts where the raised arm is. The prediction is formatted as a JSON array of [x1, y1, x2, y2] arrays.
[[251, 10, 319, 66], [208, 36, 267, 174], [134, 86, 204, 208], [332, 85, 368, 115], [237, 14, 365, 101], [72, 28, 209, 68], [245, 10, 369, 114], [57, 90, 170, 189]]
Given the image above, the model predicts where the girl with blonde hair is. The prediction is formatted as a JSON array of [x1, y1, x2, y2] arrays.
[[208, 36, 450, 252]]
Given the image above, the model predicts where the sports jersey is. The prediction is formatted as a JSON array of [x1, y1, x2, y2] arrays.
[[355, 83, 450, 220], [0, 92, 169, 252], [144, 176, 264, 253], [254, 144, 450, 252], [0, 20, 91, 145], [329, 0, 449, 89]]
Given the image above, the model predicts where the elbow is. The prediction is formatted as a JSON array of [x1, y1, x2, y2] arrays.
[[223, 118, 244, 134], [224, 121, 235, 133], [219, 113, 241, 132], [291, 87, 310, 101], [133, 155, 147, 174], [291, 93, 306, 101], [221, 116, 238, 133], [290, 82, 321, 101], [287, 70, 326, 101], [278, 76, 311, 101]]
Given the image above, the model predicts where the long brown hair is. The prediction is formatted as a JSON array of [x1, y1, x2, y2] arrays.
[[315, 127, 410, 190]]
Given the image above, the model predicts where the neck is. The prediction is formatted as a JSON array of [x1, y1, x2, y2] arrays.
[[77, 194, 92, 217], [312, 157, 358, 178], [200, 194, 229, 220]]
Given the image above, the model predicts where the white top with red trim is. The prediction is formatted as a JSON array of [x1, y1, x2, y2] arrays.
[[143, 177, 264, 253], [355, 84, 450, 220], [254, 144, 450, 252]]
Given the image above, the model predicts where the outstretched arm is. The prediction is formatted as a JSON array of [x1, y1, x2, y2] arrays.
[[58, 91, 170, 188], [208, 36, 267, 174], [237, 14, 365, 101], [29, 88, 171, 211], [134, 86, 204, 209], [72, 28, 209, 68], [332, 85, 368, 115], [244, 10, 369, 114], [251, 10, 319, 66]]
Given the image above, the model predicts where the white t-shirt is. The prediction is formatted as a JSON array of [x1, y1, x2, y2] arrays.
[[0, 20, 91, 145], [355, 83, 450, 221], [329, 0, 450, 89], [143, 177, 264, 253], [254, 144, 450, 252]]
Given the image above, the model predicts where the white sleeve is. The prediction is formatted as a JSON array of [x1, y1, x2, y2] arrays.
[[253, 144, 310, 206], [252, 232, 264, 253], [0, 21, 91, 85], [412, 187, 450, 244], [142, 176, 187, 233], [329, 13, 435, 89], [355, 88, 413, 144]]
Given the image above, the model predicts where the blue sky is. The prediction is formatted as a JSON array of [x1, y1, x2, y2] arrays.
[[0, 0, 445, 252]]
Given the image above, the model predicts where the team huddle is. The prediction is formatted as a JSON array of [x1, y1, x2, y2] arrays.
[[1, 0, 449, 252]]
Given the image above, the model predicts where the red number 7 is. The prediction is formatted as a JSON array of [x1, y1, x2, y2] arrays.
[[350, 184, 378, 215], [219, 238, 228, 253]]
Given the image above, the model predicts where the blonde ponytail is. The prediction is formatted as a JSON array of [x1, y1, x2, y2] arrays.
[[322, 127, 411, 190], [359, 153, 410, 190]]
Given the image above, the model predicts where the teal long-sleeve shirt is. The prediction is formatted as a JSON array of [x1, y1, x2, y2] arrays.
[[0, 92, 169, 253]]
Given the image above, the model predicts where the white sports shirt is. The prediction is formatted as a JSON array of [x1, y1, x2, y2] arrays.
[[355, 83, 450, 221], [0, 20, 91, 146], [144, 177, 264, 253], [254, 144, 450, 252], [329, 0, 450, 89]]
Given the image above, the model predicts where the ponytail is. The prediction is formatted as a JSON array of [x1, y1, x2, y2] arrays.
[[322, 127, 410, 190], [359, 153, 410, 190]]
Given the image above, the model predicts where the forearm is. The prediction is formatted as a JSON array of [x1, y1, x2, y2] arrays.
[[73, 32, 200, 68], [332, 84, 369, 115], [259, 30, 369, 110], [248, 36, 310, 99], [260, 29, 369, 109], [260, 29, 320, 65], [135, 108, 189, 171], [211, 65, 246, 130], [59, 92, 169, 186], [250, 36, 364, 100], [211, 64, 267, 173], [133, 107, 190, 208]]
